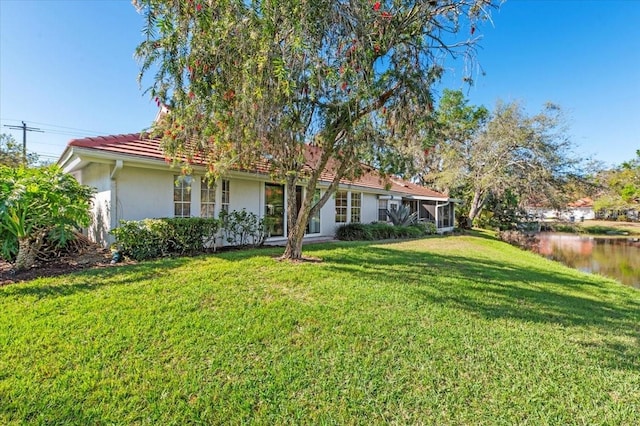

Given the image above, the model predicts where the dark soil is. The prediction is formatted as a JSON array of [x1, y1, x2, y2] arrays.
[[0, 248, 123, 286]]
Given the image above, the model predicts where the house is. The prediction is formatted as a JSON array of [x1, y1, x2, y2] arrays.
[[57, 133, 455, 246], [527, 197, 595, 222]]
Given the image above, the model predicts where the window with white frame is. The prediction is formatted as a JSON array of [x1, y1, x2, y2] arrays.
[[200, 178, 216, 218], [174, 175, 192, 217], [378, 199, 388, 221], [350, 192, 362, 223], [221, 179, 230, 213], [335, 190, 348, 223]]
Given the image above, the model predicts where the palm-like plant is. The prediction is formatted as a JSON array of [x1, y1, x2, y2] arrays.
[[0, 166, 95, 270], [386, 205, 417, 226]]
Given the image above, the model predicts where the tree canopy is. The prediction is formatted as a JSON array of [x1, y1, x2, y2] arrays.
[[0, 133, 39, 167], [594, 150, 640, 217], [134, 0, 498, 258], [422, 90, 581, 227]]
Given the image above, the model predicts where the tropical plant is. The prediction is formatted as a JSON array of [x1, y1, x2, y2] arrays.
[[133, 0, 498, 260], [386, 205, 418, 226], [0, 165, 95, 269]]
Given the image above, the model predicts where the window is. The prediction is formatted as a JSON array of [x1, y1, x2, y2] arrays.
[[265, 183, 285, 237], [174, 175, 192, 217], [350, 192, 361, 223], [335, 191, 348, 223], [378, 199, 388, 221], [297, 186, 321, 234], [200, 178, 216, 218], [221, 179, 230, 213]]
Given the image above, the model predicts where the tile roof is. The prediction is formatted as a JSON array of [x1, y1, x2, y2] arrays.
[[567, 197, 594, 208], [66, 133, 448, 199]]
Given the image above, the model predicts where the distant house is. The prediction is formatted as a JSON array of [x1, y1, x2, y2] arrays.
[[527, 197, 595, 222], [57, 133, 455, 246]]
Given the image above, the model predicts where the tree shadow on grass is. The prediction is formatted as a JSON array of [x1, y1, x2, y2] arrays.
[[0, 257, 194, 300], [316, 242, 640, 371]]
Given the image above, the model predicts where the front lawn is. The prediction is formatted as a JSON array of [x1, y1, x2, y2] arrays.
[[1, 233, 639, 424]]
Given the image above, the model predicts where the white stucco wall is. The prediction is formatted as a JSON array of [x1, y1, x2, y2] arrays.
[[361, 192, 379, 224], [116, 167, 175, 220], [228, 178, 262, 214], [81, 163, 112, 246], [320, 191, 337, 236]]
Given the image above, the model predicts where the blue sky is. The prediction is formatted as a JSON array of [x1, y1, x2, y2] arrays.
[[1, 0, 638, 167]]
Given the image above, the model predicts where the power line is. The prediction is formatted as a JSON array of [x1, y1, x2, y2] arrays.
[[3, 121, 44, 165], [1, 118, 108, 136]]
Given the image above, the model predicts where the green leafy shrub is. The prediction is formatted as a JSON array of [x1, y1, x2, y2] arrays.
[[412, 221, 438, 235], [219, 209, 267, 247], [0, 165, 94, 269], [335, 223, 372, 241], [162, 218, 220, 253], [336, 222, 436, 241], [110, 219, 171, 261], [111, 217, 220, 261], [367, 222, 395, 239]]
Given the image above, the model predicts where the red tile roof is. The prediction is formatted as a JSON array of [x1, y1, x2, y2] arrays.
[[567, 197, 594, 208], [66, 133, 448, 199]]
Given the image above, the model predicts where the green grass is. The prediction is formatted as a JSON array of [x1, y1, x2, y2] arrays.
[[1, 232, 639, 424], [580, 220, 640, 235]]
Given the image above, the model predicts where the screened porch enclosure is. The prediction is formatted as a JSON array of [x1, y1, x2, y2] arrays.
[[404, 199, 455, 230]]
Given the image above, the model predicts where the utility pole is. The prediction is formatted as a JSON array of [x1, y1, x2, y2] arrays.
[[3, 121, 44, 165]]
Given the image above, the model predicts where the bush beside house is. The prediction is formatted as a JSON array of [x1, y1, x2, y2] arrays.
[[110, 210, 267, 261], [336, 222, 437, 241]]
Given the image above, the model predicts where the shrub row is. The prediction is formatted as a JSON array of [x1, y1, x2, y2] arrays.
[[110, 210, 268, 261], [110, 218, 220, 261], [335, 221, 437, 241]]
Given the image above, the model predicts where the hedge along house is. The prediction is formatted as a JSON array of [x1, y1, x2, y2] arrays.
[[57, 133, 455, 247]]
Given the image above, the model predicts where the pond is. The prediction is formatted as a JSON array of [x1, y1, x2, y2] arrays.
[[535, 233, 640, 288]]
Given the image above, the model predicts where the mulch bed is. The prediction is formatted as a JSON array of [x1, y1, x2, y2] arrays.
[[0, 247, 119, 286]]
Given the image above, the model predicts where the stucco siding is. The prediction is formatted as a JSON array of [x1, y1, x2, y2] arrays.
[[116, 167, 174, 220], [322, 193, 338, 235], [228, 178, 262, 215], [81, 163, 112, 246], [361, 192, 379, 224]]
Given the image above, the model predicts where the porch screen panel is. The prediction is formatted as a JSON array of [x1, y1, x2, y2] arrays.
[[265, 184, 285, 237], [335, 191, 348, 223], [437, 203, 452, 228], [174, 175, 192, 217]]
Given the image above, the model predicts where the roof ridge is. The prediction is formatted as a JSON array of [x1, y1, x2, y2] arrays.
[[69, 132, 150, 148]]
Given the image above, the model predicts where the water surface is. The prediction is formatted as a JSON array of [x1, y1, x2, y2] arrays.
[[535, 233, 640, 288]]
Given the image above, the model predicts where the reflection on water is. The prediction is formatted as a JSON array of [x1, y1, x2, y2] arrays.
[[535, 233, 640, 288]]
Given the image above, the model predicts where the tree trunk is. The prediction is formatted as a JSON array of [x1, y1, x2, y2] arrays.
[[15, 237, 36, 271], [282, 223, 305, 260], [282, 206, 310, 260], [282, 178, 314, 261], [467, 189, 486, 225]]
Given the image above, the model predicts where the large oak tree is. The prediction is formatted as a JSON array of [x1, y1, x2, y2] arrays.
[[134, 0, 497, 259]]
